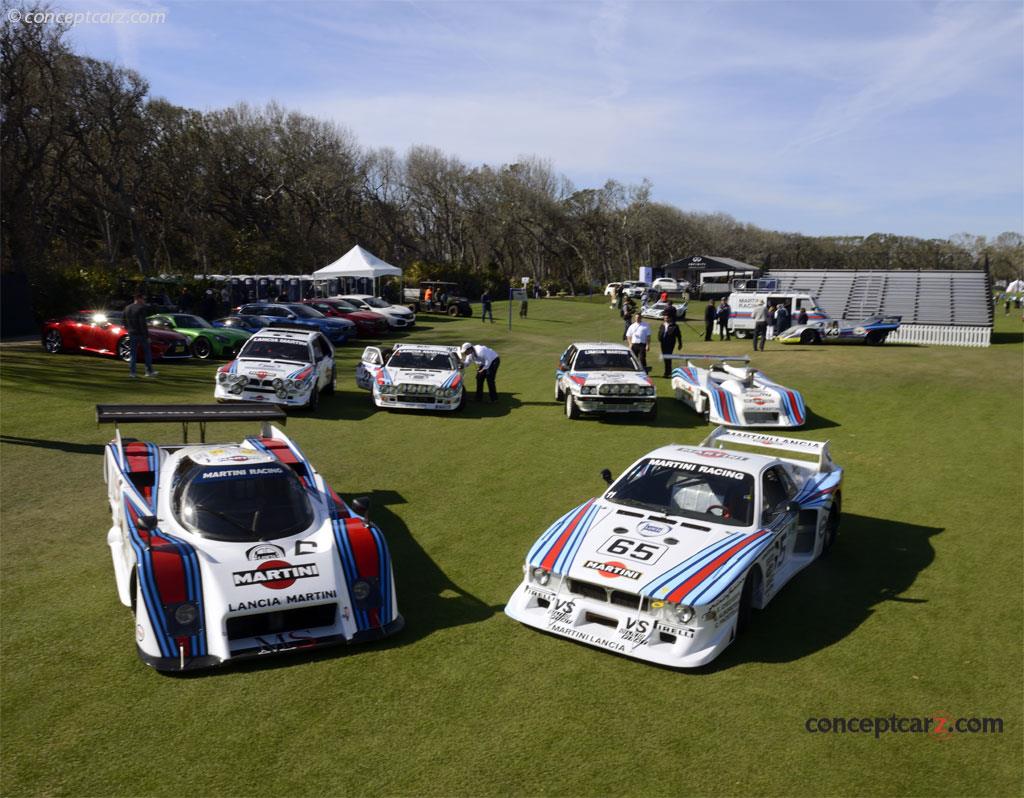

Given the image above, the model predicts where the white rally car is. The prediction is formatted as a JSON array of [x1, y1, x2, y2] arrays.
[[668, 354, 807, 428], [505, 428, 843, 668], [356, 343, 464, 411], [97, 404, 403, 671], [555, 342, 657, 420], [215, 328, 335, 411]]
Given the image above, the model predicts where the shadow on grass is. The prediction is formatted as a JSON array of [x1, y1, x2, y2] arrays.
[[179, 488, 497, 678], [705, 513, 942, 672], [318, 391, 524, 421], [0, 435, 105, 455], [799, 407, 840, 432], [991, 331, 1023, 345]]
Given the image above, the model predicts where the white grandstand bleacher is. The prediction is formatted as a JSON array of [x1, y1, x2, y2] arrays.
[[766, 269, 993, 347]]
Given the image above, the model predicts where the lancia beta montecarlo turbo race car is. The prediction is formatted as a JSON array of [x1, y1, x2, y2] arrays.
[[505, 428, 843, 668], [97, 404, 402, 671]]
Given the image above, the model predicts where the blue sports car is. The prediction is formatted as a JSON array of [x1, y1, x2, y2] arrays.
[[234, 302, 355, 346]]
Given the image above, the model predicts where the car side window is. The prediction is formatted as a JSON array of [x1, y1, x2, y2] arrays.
[[312, 338, 326, 361], [762, 466, 794, 514], [561, 346, 576, 370]]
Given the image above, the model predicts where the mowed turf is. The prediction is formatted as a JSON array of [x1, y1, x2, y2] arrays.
[[1, 299, 1021, 797]]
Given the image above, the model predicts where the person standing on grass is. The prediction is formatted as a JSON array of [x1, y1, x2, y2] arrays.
[[752, 302, 767, 351], [461, 342, 501, 402], [704, 299, 716, 342], [797, 307, 808, 326], [124, 293, 157, 378], [658, 312, 683, 377], [775, 303, 791, 336], [481, 290, 494, 323], [626, 313, 651, 372], [716, 298, 732, 341], [519, 292, 528, 318]]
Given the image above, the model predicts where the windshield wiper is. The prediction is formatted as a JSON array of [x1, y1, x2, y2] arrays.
[[613, 498, 667, 514], [194, 503, 254, 535]]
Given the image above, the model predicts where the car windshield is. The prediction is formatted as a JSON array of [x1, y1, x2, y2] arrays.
[[388, 350, 455, 370], [170, 314, 212, 328], [360, 297, 390, 308], [606, 458, 754, 526], [173, 462, 313, 542], [574, 351, 640, 371], [238, 338, 310, 362], [288, 305, 324, 319]]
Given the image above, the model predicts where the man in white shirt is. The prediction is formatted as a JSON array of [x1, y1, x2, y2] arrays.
[[625, 314, 651, 371], [460, 342, 501, 402]]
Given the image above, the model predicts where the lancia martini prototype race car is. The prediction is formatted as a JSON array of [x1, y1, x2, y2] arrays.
[[668, 354, 806, 428], [355, 344, 465, 411], [776, 315, 902, 346], [505, 427, 843, 668], [98, 404, 402, 671], [555, 343, 657, 420], [215, 328, 335, 410], [641, 300, 688, 321]]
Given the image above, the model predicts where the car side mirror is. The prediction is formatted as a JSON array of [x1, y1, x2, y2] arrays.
[[600, 469, 613, 485], [352, 496, 371, 517], [138, 515, 158, 531]]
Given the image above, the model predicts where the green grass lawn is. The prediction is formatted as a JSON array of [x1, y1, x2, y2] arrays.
[[2, 299, 1021, 797]]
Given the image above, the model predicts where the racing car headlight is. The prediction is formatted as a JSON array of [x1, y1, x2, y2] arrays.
[[670, 603, 695, 623], [531, 567, 551, 586], [217, 372, 229, 384], [580, 385, 597, 396], [173, 602, 198, 626], [642, 385, 655, 396], [351, 580, 371, 600]]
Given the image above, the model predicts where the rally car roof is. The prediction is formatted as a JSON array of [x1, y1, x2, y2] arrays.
[[248, 328, 319, 342], [572, 342, 631, 352], [392, 343, 458, 354]]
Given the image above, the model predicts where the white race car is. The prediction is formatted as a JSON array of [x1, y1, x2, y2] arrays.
[[215, 328, 335, 411], [668, 354, 806, 428], [339, 294, 416, 329], [641, 300, 688, 321], [505, 427, 843, 668], [97, 404, 403, 671], [356, 343, 464, 411], [555, 342, 657, 420]]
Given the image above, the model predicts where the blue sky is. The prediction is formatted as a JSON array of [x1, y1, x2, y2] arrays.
[[62, 0, 1023, 240]]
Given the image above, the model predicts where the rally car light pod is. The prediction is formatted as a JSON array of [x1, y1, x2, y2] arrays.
[[174, 602, 199, 626], [580, 385, 597, 396], [351, 580, 372, 600]]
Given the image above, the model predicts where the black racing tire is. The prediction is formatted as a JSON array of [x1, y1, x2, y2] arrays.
[[646, 401, 658, 420], [324, 367, 336, 395], [733, 329, 748, 339], [43, 330, 63, 354], [555, 381, 564, 402], [800, 329, 819, 345], [117, 336, 133, 362], [305, 384, 320, 412], [447, 305, 460, 317], [865, 331, 884, 345], [192, 336, 213, 359], [565, 391, 580, 419], [129, 568, 138, 613], [821, 494, 841, 555], [737, 567, 761, 635]]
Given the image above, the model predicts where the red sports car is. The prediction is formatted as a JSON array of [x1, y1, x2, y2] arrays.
[[42, 310, 192, 361], [301, 299, 389, 337]]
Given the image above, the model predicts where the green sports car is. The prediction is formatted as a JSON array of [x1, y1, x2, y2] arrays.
[[147, 313, 251, 359]]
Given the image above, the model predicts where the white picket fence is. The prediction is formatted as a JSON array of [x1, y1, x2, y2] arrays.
[[888, 325, 991, 348]]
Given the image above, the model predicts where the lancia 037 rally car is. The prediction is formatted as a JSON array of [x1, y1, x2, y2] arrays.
[[355, 343, 465, 411], [215, 328, 335, 411], [98, 404, 403, 671], [555, 343, 657, 420], [775, 315, 902, 345], [668, 354, 806, 428], [505, 427, 843, 668]]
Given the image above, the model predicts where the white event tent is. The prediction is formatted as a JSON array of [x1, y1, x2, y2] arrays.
[[313, 245, 402, 296]]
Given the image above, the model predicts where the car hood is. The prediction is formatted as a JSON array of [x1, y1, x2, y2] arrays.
[[716, 379, 783, 409], [538, 499, 762, 602], [383, 367, 455, 387], [233, 358, 313, 379], [571, 370, 651, 387]]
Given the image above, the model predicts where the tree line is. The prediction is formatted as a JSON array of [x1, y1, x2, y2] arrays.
[[3, 3, 1022, 321]]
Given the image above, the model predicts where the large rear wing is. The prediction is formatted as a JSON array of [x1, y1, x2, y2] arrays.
[[700, 426, 835, 473], [663, 354, 751, 363], [96, 403, 286, 443]]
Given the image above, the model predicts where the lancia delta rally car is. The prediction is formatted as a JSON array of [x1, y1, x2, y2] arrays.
[[215, 328, 335, 411], [355, 344, 464, 411], [505, 427, 843, 668], [555, 343, 657, 420], [668, 354, 806, 428], [98, 404, 402, 671]]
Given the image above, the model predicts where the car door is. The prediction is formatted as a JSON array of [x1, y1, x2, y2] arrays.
[[760, 465, 801, 597], [312, 335, 333, 390], [355, 346, 383, 390]]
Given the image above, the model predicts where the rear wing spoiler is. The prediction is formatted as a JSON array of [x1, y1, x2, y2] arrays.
[[700, 426, 835, 472], [96, 403, 286, 443], [663, 353, 751, 363]]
